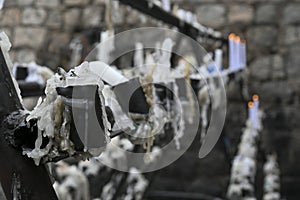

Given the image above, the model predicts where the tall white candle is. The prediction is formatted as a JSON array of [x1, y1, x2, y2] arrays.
[[0, 0, 3, 10], [234, 36, 241, 71], [186, 11, 193, 23], [97, 30, 115, 64], [253, 94, 259, 110], [214, 49, 223, 71], [134, 42, 144, 73], [240, 40, 247, 68], [229, 33, 235, 71], [252, 95, 259, 129], [162, 0, 171, 12], [248, 101, 255, 123]]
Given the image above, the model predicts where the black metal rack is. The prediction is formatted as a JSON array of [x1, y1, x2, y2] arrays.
[[117, 0, 228, 43], [0, 1, 237, 200], [0, 48, 58, 200]]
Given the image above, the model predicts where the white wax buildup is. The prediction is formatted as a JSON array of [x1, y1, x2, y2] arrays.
[[123, 168, 148, 200], [26, 61, 111, 165], [153, 38, 174, 83], [102, 85, 135, 131], [89, 61, 128, 86], [54, 161, 90, 200]]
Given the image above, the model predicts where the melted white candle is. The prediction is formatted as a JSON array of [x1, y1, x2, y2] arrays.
[[214, 49, 223, 71], [229, 34, 235, 71], [162, 0, 171, 12], [134, 43, 144, 74], [240, 42, 246, 68], [153, 38, 174, 83], [97, 30, 115, 64], [0, 0, 4, 9]]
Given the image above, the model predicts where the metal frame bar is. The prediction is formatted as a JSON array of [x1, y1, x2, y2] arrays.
[[0, 47, 58, 200], [146, 190, 225, 200], [117, 0, 228, 42]]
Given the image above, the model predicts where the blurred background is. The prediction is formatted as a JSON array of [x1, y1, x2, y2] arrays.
[[0, 0, 300, 199]]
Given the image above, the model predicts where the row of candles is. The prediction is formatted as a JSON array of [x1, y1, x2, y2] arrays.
[[199, 33, 247, 73], [229, 33, 247, 72], [248, 94, 260, 130], [227, 94, 261, 200], [263, 154, 281, 200]]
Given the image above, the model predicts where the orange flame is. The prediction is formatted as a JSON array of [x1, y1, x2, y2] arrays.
[[234, 36, 240, 43], [253, 94, 259, 101], [229, 33, 236, 40], [248, 101, 254, 108]]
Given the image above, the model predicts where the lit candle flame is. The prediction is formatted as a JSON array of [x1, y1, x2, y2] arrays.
[[253, 94, 259, 101], [229, 33, 236, 40], [248, 101, 254, 108], [234, 36, 240, 43]]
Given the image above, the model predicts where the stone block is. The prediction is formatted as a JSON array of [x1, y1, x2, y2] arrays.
[[0, 8, 21, 26], [246, 26, 277, 47], [196, 4, 226, 29], [125, 8, 143, 25], [64, 0, 90, 6], [283, 4, 300, 24], [284, 25, 300, 45], [15, 49, 36, 63], [14, 27, 46, 49], [250, 54, 285, 81], [286, 43, 300, 78], [111, 1, 124, 25], [93, 0, 105, 5], [36, 0, 59, 8], [255, 4, 277, 24], [82, 6, 103, 27], [272, 54, 285, 79], [63, 8, 81, 31], [252, 80, 292, 104], [229, 4, 254, 24], [3, 0, 18, 7], [46, 10, 62, 29], [47, 32, 70, 54], [22, 8, 47, 25], [18, 0, 34, 6], [249, 56, 271, 81]]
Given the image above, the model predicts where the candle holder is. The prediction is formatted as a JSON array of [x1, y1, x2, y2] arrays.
[[175, 78, 199, 98], [155, 122, 174, 146], [190, 78, 200, 94], [113, 77, 150, 115], [3, 85, 115, 164], [154, 82, 174, 103], [15, 65, 28, 80], [56, 85, 111, 152]]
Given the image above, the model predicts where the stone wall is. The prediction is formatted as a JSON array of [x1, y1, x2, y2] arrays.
[[1, 0, 300, 199], [0, 0, 153, 69]]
